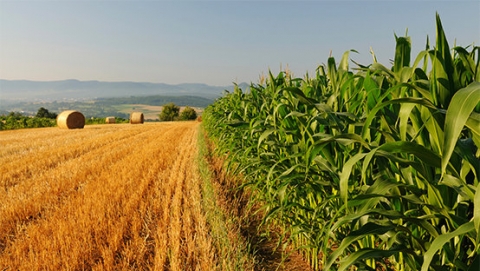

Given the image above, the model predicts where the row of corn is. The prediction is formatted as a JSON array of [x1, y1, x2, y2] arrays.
[[203, 14, 479, 270]]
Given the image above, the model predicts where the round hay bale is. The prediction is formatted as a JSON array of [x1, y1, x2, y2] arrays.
[[130, 112, 144, 124], [57, 110, 85, 129], [105, 116, 116, 124]]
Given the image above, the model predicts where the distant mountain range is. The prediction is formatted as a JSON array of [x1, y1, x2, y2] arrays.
[[0, 79, 250, 102]]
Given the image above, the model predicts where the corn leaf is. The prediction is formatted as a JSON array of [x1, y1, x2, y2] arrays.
[[338, 249, 402, 271], [441, 82, 480, 177], [325, 222, 397, 271], [475, 183, 480, 237], [430, 13, 455, 108], [421, 221, 475, 271], [468, 256, 480, 271], [379, 141, 441, 168], [399, 103, 418, 141], [339, 152, 367, 206], [439, 174, 475, 200], [362, 97, 437, 140], [394, 35, 411, 74], [466, 111, 480, 137]]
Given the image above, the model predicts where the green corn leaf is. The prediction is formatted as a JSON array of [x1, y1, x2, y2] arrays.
[[399, 103, 417, 141], [475, 183, 480, 238], [411, 79, 433, 100], [339, 152, 368, 206], [324, 222, 397, 271], [421, 221, 475, 271], [455, 137, 480, 178], [362, 97, 437, 141], [430, 13, 455, 108], [412, 50, 429, 72], [329, 208, 405, 237], [349, 221, 396, 236], [441, 82, 480, 177], [226, 120, 248, 128], [420, 106, 444, 154], [257, 128, 275, 149], [339, 50, 351, 71], [338, 248, 402, 271], [475, 46, 480, 83], [454, 46, 477, 77], [375, 150, 434, 180], [439, 174, 475, 200], [467, 256, 480, 271], [407, 215, 440, 238], [361, 147, 379, 185], [283, 86, 315, 105], [423, 35, 431, 72], [358, 178, 405, 212], [371, 62, 398, 81], [379, 141, 442, 168], [285, 111, 306, 119], [328, 56, 338, 90], [279, 164, 301, 178], [394, 35, 412, 74], [466, 111, 480, 137], [313, 156, 337, 174], [399, 67, 415, 84], [364, 71, 380, 110]]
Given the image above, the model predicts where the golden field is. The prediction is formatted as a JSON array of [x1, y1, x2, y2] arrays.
[[0, 122, 217, 270]]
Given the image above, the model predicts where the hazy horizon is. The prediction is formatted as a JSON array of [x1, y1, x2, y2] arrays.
[[0, 78, 238, 87], [1, 0, 479, 86]]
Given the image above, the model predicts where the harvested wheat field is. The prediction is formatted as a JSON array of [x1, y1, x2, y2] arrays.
[[0, 122, 219, 270]]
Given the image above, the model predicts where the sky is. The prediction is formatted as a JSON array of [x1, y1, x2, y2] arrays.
[[0, 0, 479, 86]]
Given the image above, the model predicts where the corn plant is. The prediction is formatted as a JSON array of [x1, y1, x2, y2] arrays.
[[203, 13, 480, 270]]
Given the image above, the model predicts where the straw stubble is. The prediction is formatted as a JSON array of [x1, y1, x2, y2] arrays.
[[0, 122, 216, 270]]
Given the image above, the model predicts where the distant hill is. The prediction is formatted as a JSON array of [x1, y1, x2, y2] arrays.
[[0, 79, 250, 102]]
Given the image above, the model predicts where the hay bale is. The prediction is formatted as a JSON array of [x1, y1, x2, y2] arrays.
[[57, 110, 85, 129], [130, 112, 144, 124], [105, 116, 116, 124]]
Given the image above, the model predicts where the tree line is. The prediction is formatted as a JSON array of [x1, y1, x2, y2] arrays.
[[0, 108, 58, 130], [159, 103, 197, 121], [1, 104, 198, 131]]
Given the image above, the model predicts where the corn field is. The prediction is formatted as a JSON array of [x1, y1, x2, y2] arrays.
[[203, 14, 480, 270]]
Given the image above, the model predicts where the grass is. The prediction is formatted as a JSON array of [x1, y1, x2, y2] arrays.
[[197, 127, 256, 271]]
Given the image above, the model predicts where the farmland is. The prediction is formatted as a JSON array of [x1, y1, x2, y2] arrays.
[[0, 122, 229, 270], [1, 14, 479, 271]]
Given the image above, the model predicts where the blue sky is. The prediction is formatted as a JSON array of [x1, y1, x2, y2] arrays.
[[0, 0, 479, 86]]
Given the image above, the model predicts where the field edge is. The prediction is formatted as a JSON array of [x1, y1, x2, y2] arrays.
[[196, 126, 256, 271]]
